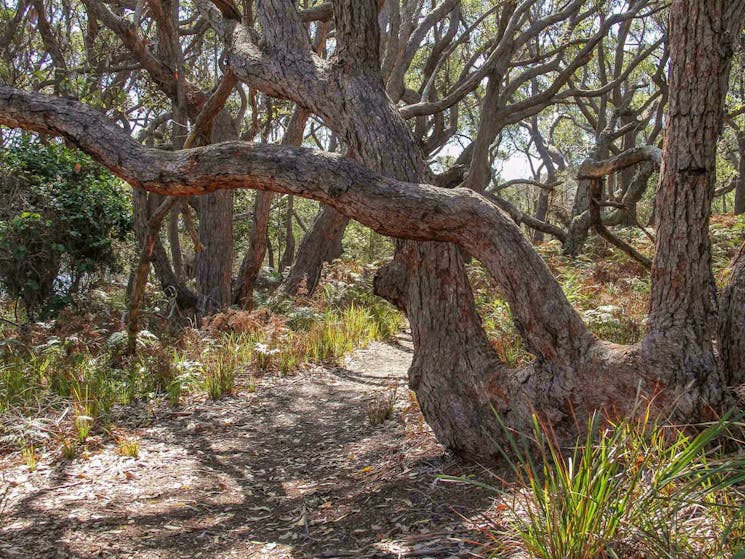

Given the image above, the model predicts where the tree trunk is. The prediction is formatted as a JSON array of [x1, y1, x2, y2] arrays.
[[563, 178, 593, 256], [719, 243, 745, 386], [734, 133, 745, 215], [532, 190, 549, 243], [642, 0, 742, 416], [5, 0, 744, 461], [168, 204, 183, 279], [279, 207, 347, 296], [132, 190, 197, 309], [127, 196, 177, 352], [235, 107, 309, 306], [279, 195, 295, 270], [194, 111, 236, 314], [235, 191, 272, 306], [195, 190, 234, 314], [266, 232, 275, 270]]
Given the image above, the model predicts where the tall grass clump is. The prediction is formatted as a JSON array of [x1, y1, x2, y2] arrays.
[[0, 341, 62, 412], [451, 409, 745, 559], [202, 340, 239, 400], [305, 304, 391, 363]]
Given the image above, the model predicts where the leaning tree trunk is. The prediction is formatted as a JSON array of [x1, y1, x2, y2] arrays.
[[642, 0, 743, 417], [318, 3, 511, 456], [131, 190, 197, 309], [235, 190, 273, 306], [279, 207, 347, 296], [5, 0, 744, 461], [719, 243, 745, 386]]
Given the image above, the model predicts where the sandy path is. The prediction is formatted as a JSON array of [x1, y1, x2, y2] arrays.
[[0, 336, 496, 558]]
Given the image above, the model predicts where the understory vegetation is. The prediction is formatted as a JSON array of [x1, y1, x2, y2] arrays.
[[0, 260, 403, 455], [2, 218, 745, 558], [461, 410, 745, 559]]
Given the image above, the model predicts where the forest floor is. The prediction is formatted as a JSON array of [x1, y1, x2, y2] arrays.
[[0, 334, 501, 559]]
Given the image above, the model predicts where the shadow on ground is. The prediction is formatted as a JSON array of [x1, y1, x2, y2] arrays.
[[0, 340, 500, 558]]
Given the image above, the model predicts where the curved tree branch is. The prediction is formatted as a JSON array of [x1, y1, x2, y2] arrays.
[[0, 84, 595, 368]]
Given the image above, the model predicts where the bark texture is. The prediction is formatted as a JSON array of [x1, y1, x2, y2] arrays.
[[719, 243, 745, 386], [643, 0, 745, 415], [280, 207, 347, 296], [237, 107, 310, 305]]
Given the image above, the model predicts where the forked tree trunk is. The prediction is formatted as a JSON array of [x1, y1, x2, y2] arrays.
[[318, 4, 513, 455], [132, 190, 197, 309], [4, 0, 744, 461]]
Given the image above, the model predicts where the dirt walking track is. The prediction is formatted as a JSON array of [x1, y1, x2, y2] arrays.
[[0, 335, 499, 559]]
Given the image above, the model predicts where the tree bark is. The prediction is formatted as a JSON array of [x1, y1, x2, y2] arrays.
[[279, 207, 347, 296], [643, 0, 744, 416], [127, 196, 178, 352], [279, 195, 296, 270], [194, 110, 237, 314], [5, 0, 745, 459], [719, 243, 745, 386], [132, 190, 197, 310], [235, 191, 273, 306], [734, 132, 745, 215]]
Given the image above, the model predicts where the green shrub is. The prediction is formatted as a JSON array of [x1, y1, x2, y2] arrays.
[[0, 137, 131, 318]]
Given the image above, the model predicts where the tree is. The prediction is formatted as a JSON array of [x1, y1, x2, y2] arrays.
[[1, 0, 744, 461]]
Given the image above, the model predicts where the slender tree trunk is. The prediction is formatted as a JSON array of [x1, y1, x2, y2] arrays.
[[266, 232, 275, 270], [279, 195, 295, 270], [235, 191, 273, 306], [532, 190, 549, 243], [127, 196, 177, 352], [734, 133, 745, 215], [168, 204, 183, 279], [131, 190, 197, 309], [235, 107, 309, 306]]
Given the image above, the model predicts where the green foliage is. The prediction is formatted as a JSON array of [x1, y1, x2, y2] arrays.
[[456, 411, 745, 559], [0, 137, 131, 318], [342, 222, 394, 263], [202, 343, 239, 400]]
